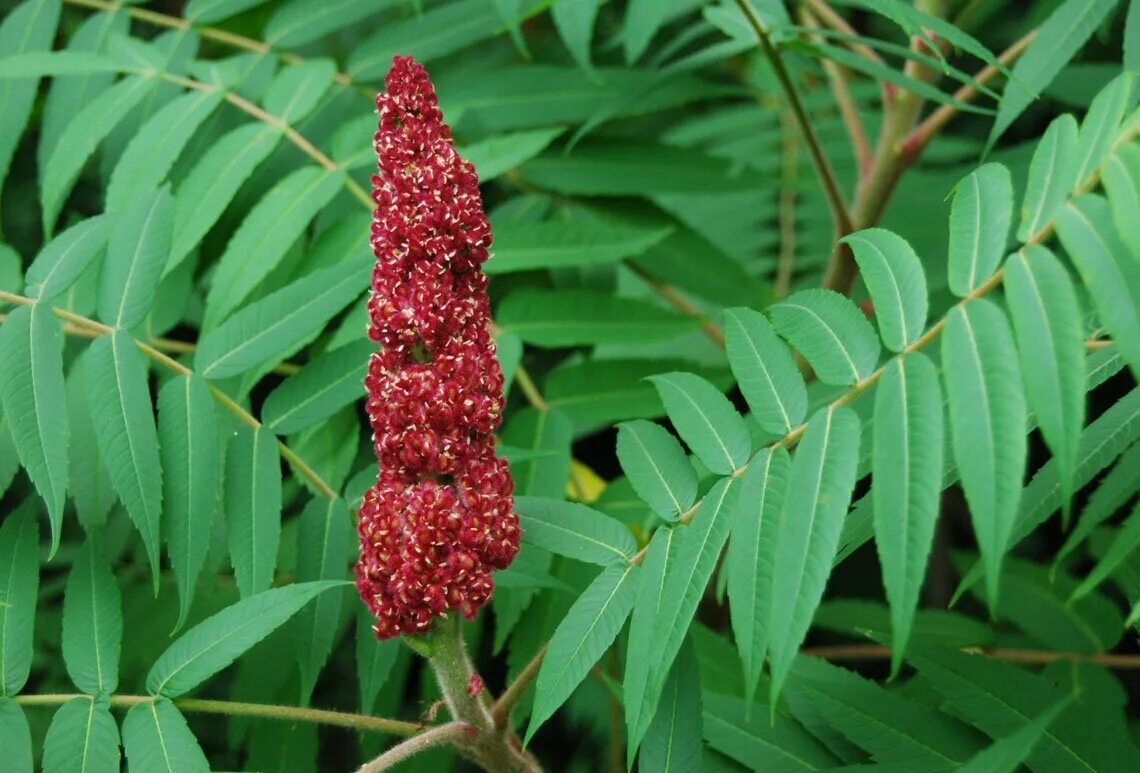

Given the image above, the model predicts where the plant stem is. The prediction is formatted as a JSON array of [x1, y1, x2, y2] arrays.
[[803, 0, 886, 66], [14, 694, 420, 735], [775, 101, 801, 299], [734, 0, 855, 241], [357, 722, 473, 772], [493, 643, 547, 728], [625, 263, 725, 347], [801, 645, 1140, 669]]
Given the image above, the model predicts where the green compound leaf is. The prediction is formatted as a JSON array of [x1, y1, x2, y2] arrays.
[[616, 419, 697, 523], [947, 163, 1013, 297], [61, 538, 122, 695], [873, 354, 944, 677], [770, 289, 880, 386], [648, 372, 751, 475], [516, 496, 637, 565], [87, 331, 163, 591], [842, 228, 928, 351], [768, 406, 861, 706], [146, 581, 348, 698], [526, 561, 640, 745], [1003, 247, 1086, 521], [225, 424, 282, 599], [98, 186, 173, 330], [23, 215, 113, 302], [724, 307, 806, 435], [727, 447, 790, 707], [41, 696, 120, 773], [121, 699, 208, 773], [157, 373, 219, 631], [0, 304, 68, 547], [0, 504, 38, 696], [1018, 114, 1080, 242], [942, 299, 1026, 612]]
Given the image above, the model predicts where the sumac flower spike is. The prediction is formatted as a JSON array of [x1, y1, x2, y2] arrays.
[[355, 55, 519, 641]]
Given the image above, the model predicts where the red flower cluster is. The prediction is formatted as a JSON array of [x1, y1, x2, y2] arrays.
[[355, 56, 519, 640]]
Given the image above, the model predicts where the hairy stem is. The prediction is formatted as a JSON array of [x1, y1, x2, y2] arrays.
[[357, 722, 473, 772]]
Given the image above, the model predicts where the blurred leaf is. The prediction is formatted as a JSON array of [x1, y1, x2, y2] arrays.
[[641, 635, 703, 773], [1070, 502, 1140, 603], [121, 699, 208, 772], [87, 332, 163, 590], [842, 228, 928, 351], [498, 289, 694, 347], [1127, 0, 1140, 72], [958, 698, 1070, 773], [768, 407, 861, 705], [262, 60, 336, 124], [266, 0, 394, 47], [503, 408, 573, 498], [0, 0, 60, 199], [157, 374, 218, 631], [516, 496, 637, 565], [813, 599, 994, 648], [463, 127, 566, 182], [1004, 247, 1085, 518], [770, 289, 880, 386], [0, 503, 37, 696], [1101, 144, 1140, 256], [1018, 115, 1080, 242], [23, 216, 113, 302], [726, 447, 789, 706], [526, 561, 639, 744], [62, 538, 122, 694], [1057, 441, 1140, 565], [616, 419, 697, 523], [947, 164, 1013, 297], [99, 186, 173, 329], [485, 218, 671, 274], [872, 354, 943, 676], [146, 581, 347, 697], [0, 304, 69, 543], [0, 699, 31, 773], [1072, 73, 1132, 188], [184, 0, 273, 23], [41, 696, 120, 773], [356, 605, 399, 715], [702, 692, 839, 771], [649, 371, 750, 475], [552, 0, 603, 77], [624, 0, 671, 63], [724, 307, 806, 435], [225, 424, 282, 599], [942, 299, 1025, 611]]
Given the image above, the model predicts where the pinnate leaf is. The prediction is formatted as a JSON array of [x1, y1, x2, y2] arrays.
[[0, 504, 38, 696], [648, 372, 750, 475], [842, 228, 928, 351], [225, 424, 282, 599], [62, 538, 122, 694], [262, 339, 371, 435], [23, 215, 112, 302], [616, 420, 697, 522], [498, 288, 694, 347], [640, 636, 703, 773], [42, 696, 120, 773], [516, 496, 636, 565], [121, 699, 208, 773], [724, 307, 806, 435], [1017, 114, 1079, 242], [770, 289, 880, 385], [0, 699, 31, 773], [947, 163, 1012, 296], [98, 186, 173, 330]]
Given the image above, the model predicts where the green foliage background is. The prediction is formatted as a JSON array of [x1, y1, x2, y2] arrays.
[[1, 0, 1140, 770]]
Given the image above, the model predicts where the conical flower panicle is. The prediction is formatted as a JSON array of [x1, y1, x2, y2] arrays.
[[356, 55, 519, 640]]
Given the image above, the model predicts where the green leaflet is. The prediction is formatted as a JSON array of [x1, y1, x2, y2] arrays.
[[225, 424, 282, 599], [814, 599, 995, 649], [842, 228, 928, 351], [195, 259, 364, 380], [146, 581, 347, 697], [724, 307, 806, 435], [0, 503, 38, 696], [41, 74, 156, 233], [461, 127, 566, 182], [105, 89, 223, 214], [648, 372, 751, 475], [266, 0, 393, 47], [122, 699, 208, 773], [623, 0, 671, 63], [1071, 73, 1133, 189], [872, 354, 943, 677], [1070, 502, 1140, 603], [1018, 114, 1080, 242], [907, 645, 1140, 771], [986, 0, 1118, 151], [702, 692, 839, 771], [1056, 195, 1140, 383], [41, 696, 120, 773], [292, 496, 352, 704], [262, 60, 336, 124], [640, 635, 703, 773], [942, 299, 1026, 611], [61, 538, 122, 695], [502, 408, 573, 498], [66, 356, 115, 531], [1101, 144, 1140, 257], [23, 215, 113, 302], [497, 288, 694, 347], [551, 0, 603, 76], [356, 605, 399, 715], [0, 699, 32, 773], [262, 339, 371, 435], [98, 186, 173, 330], [616, 419, 697, 522], [784, 656, 982, 766], [203, 166, 346, 328], [1057, 441, 1140, 566], [526, 561, 640, 744], [1003, 247, 1085, 520], [768, 406, 861, 706], [947, 163, 1013, 297], [958, 698, 1070, 773], [726, 447, 789, 706], [0, 304, 68, 545], [770, 289, 880, 386], [86, 331, 163, 590], [485, 218, 671, 274], [184, 0, 273, 23], [0, 0, 60, 205], [157, 373, 219, 631], [515, 496, 637, 565], [168, 123, 281, 273]]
